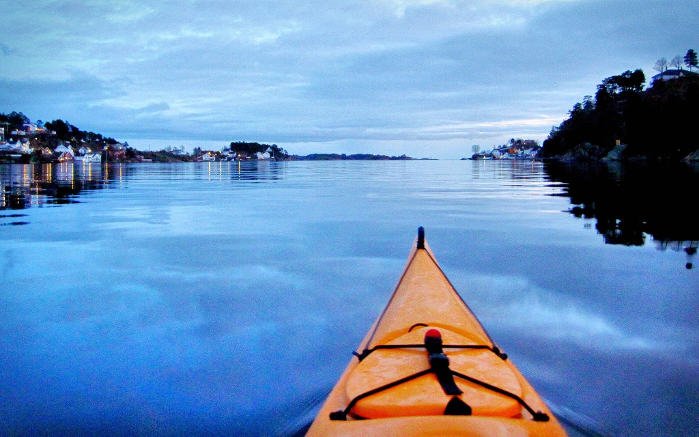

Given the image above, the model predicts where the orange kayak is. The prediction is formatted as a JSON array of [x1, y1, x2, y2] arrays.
[[306, 227, 568, 436]]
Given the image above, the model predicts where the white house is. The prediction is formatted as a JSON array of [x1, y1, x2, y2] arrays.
[[22, 123, 41, 133], [256, 147, 274, 160], [54, 144, 75, 156], [75, 153, 102, 162], [201, 151, 216, 161], [0, 140, 28, 153], [521, 148, 539, 159], [17, 140, 31, 154], [651, 69, 696, 85]]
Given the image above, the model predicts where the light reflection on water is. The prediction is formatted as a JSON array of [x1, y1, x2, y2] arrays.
[[1, 160, 697, 437]]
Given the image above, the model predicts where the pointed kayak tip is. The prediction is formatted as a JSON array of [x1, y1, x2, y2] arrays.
[[417, 226, 425, 250]]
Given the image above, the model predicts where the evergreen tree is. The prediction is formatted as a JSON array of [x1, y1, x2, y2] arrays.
[[685, 49, 698, 72]]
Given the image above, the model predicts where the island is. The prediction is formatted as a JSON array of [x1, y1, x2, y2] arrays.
[[541, 49, 699, 162]]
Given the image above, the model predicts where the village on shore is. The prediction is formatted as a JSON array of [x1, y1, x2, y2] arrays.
[[0, 120, 292, 163], [463, 139, 541, 160], [0, 117, 420, 163]]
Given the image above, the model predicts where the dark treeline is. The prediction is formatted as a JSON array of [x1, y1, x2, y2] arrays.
[[226, 141, 289, 159], [0, 111, 119, 148], [44, 119, 119, 146], [542, 67, 699, 161], [0, 111, 31, 131]]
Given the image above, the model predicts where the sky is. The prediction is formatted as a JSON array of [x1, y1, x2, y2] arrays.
[[1, 0, 697, 159]]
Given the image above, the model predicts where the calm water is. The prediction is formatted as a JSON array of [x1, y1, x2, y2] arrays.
[[1, 160, 697, 437]]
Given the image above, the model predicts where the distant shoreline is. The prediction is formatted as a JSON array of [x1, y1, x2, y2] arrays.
[[288, 153, 429, 161], [0, 152, 432, 164]]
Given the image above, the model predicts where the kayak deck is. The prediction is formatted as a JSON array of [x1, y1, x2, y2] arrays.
[[306, 228, 568, 436], [346, 326, 523, 419]]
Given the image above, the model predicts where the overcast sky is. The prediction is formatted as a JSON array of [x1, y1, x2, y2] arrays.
[[1, 0, 696, 158]]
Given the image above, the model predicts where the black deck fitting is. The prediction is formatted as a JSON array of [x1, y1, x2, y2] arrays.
[[417, 227, 425, 250]]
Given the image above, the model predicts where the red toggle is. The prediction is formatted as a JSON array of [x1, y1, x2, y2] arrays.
[[425, 328, 442, 340]]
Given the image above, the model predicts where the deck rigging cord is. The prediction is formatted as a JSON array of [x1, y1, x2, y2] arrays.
[[332, 328, 549, 422]]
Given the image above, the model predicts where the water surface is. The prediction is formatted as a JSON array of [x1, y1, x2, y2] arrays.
[[1, 160, 697, 436]]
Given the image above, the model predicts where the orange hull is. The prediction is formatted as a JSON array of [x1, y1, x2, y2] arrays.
[[307, 228, 568, 436]]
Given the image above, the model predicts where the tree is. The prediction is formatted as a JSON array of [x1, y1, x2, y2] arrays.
[[598, 69, 645, 95], [268, 144, 288, 159], [0, 111, 30, 131], [229, 141, 266, 157], [471, 145, 481, 154], [654, 57, 669, 73], [685, 49, 698, 72], [670, 55, 683, 70], [543, 68, 699, 160], [44, 119, 71, 140]]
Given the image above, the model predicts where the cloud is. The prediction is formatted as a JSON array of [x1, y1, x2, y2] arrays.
[[382, 0, 455, 17], [0, 73, 125, 120], [1, 0, 697, 157]]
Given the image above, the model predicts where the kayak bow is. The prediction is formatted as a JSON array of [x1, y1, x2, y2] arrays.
[[306, 227, 568, 436]]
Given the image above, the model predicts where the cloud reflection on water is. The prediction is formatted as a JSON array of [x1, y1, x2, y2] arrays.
[[462, 274, 659, 352]]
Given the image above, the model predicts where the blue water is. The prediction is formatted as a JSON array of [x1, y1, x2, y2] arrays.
[[1, 160, 697, 436]]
